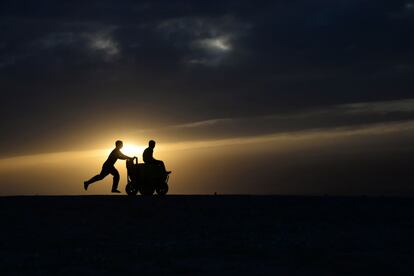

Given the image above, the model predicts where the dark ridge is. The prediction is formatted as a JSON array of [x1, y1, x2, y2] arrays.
[[1, 195, 413, 275]]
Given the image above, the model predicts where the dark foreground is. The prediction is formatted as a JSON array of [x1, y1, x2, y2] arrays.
[[0, 195, 413, 275]]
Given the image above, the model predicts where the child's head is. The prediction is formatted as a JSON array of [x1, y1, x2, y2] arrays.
[[115, 140, 123, 149]]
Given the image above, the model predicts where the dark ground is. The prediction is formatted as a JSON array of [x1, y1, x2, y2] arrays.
[[0, 195, 413, 275]]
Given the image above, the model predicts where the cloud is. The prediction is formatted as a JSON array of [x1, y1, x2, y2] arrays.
[[157, 15, 250, 66], [15, 25, 121, 66], [86, 30, 120, 61], [406, 2, 414, 10], [197, 37, 232, 52], [164, 119, 414, 152], [36, 32, 79, 49], [389, 2, 414, 19], [1, 0, 414, 157], [175, 98, 414, 128], [187, 36, 233, 66], [133, 98, 414, 143], [2, 118, 414, 165], [341, 98, 414, 114]]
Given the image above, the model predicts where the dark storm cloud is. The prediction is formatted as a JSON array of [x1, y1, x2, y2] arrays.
[[1, 0, 414, 156]]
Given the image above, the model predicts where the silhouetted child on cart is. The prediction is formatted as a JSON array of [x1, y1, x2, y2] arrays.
[[143, 140, 171, 174]]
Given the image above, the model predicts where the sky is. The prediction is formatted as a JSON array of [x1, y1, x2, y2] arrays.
[[1, 0, 414, 195]]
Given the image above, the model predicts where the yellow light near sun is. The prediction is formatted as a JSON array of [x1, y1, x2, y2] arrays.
[[121, 144, 146, 157]]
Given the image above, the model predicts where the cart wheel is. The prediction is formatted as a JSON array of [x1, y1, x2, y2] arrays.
[[125, 182, 138, 196], [156, 183, 169, 196], [139, 185, 155, 196]]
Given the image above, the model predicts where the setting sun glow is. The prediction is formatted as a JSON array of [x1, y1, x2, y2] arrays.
[[120, 144, 145, 157]]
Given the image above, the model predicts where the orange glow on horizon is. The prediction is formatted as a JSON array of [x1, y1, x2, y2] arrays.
[[1, 120, 414, 195]]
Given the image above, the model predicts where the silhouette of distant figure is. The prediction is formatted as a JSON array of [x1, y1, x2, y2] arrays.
[[84, 140, 134, 193], [143, 140, 171, 174]]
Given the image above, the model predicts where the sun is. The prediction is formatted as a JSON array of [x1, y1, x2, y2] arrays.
[[121, 144, 145, 157]]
